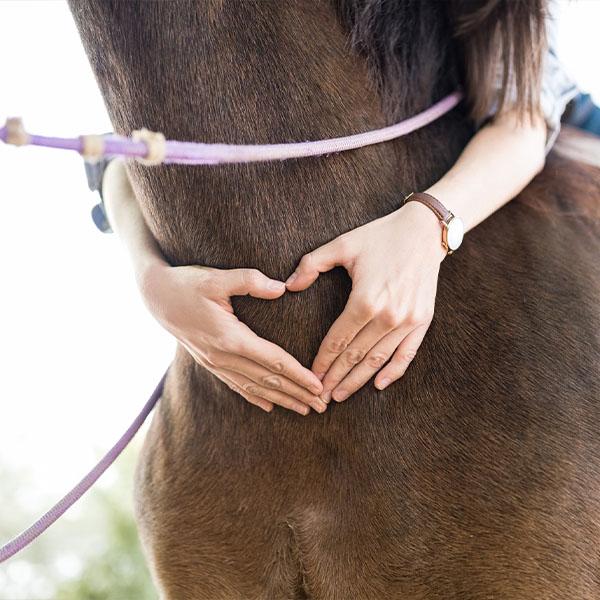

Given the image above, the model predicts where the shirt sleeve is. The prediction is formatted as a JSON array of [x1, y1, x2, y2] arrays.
[[539, 47, 579, 153], [485, 12, 579, 154]]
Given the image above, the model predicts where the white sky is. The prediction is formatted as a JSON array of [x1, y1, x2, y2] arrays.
[[0, 0, 599, 565]]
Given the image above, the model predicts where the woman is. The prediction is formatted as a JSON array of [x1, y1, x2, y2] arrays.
[[89, 5, 577, 414]]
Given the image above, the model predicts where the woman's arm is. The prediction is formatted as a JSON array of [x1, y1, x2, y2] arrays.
[[102, 159, 325, 414], [102, 159, 167, 282], [425, 110, 546, 232], [285, 109, 547, 402]]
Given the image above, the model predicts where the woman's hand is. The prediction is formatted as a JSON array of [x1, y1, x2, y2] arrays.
[[139, 262, 326, 415], [102, 159, 325, 416], [285, 201, 446, 402]]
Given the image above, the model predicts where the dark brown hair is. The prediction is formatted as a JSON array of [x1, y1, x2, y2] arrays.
[[336, 0, 548, 123], [449, 0, 547, 121]]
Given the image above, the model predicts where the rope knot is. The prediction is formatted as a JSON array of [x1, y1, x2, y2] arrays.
[[132, 128, 166, 165], [79, 134, 106, 163], [5, 117, 30, 147]]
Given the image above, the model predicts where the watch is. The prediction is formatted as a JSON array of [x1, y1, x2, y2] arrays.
[[404, 191, 464, 254]]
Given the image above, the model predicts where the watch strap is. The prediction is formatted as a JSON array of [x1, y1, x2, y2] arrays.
[[404, 191, 452, 223]]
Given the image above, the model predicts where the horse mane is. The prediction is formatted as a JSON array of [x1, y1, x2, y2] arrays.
[[334, 0, 456, 122]]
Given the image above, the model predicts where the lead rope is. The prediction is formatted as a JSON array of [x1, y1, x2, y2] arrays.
[[0, 369, 168, 564], [0, 92, 463, 165]]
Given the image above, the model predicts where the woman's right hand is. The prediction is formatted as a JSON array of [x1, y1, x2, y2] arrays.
[[139, 261, 327, 415]]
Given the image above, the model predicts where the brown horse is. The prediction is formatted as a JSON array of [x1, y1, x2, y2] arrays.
[[69, 1, 600, 598]]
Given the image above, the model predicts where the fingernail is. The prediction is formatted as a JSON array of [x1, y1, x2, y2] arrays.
[[285, 272, 298, 285], [313, 400, 328, 413], [320, 390, 331, 403], [376, 378, 391, 390], [298, 406, 310, 416], [333, 389, 348, 402], [268, 280, 286, 291], [315, 371, 325, 381]]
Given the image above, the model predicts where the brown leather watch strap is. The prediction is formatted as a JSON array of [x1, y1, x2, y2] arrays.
[[404, 191, 452, 223]]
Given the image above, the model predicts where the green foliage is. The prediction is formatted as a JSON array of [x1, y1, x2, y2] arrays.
[[0, 442, 157, 599], [54, 486, 156, 600]]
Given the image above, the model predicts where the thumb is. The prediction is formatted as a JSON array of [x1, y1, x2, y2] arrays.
[[285, 236, 348, 292], [221, 268, 286, 299]]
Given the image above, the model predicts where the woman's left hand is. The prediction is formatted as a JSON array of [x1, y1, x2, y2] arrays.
[[285, 199, 447, 403]]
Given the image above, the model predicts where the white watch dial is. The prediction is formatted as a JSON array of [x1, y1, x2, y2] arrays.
[[446, 216, 464, 251]]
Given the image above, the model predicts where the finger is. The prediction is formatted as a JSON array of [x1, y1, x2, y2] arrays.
[[220, 268, 287, 299], [323, 317, 408, 401], [329, 328, 406, 402], [220, 369, 313, 416], [285, 236, 348, 292], [216, 372, 274, 413], [186, 344, 276, 413], [310, 291, 375, 382], [374, 324, 429, 390], [220, 352, 328, 412], [237, 325, 323, 395]]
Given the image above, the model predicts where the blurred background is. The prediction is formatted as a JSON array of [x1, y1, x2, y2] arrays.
[[0, 1, 599, 598]]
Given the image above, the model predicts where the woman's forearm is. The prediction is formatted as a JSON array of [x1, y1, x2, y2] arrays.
[[425, 110, 547, 232], [102, 158, 168, 279]]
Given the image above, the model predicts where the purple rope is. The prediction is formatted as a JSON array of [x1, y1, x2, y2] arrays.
[[0, 91, 463, 165], [0, 369, 168, 564]]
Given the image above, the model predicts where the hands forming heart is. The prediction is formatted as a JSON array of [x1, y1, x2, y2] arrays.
[[138, 198, 445, 416]]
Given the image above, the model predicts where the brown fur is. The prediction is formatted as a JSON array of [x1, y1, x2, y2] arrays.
[[69, 1, 600, 598]]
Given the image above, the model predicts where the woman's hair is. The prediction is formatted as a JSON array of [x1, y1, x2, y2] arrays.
[[449, 0, 547, 122], [336, 0, 548, 123]]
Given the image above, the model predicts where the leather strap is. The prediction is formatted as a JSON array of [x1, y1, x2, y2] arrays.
[[404, 191, 452, 223]]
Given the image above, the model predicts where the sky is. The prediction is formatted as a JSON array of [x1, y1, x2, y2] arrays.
[[0, 0, 599, 582]]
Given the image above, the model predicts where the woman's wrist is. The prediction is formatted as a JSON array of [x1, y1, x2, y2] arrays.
[[423, 182, 460, 215], [420, 109, 547, 235], [133, 252, 170, 291], [394, 199, 448, 263]]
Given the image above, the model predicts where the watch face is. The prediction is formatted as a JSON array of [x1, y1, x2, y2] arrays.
[[446, 216, 464, 251]]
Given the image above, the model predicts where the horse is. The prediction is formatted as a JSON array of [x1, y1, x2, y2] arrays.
[[68, 1, 600, 598]]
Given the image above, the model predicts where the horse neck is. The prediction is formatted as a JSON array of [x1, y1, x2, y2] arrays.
[[69, 0, 470, 272]]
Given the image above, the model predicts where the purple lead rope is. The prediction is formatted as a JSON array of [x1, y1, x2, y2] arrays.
[[0, 370, 168, 564], [0, 91, 463, 165]]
